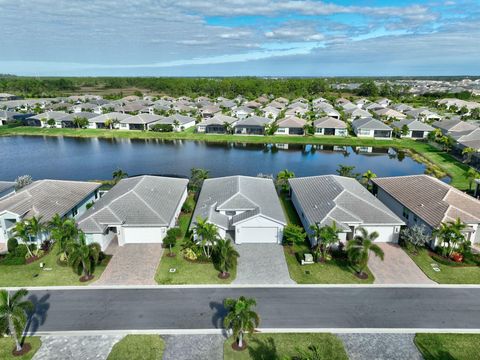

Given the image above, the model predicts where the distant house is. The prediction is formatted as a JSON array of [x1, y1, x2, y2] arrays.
[[234, 116, 272, 135], [0, 110, 33, 126], [391, 119, 435, 139], [263, 106, 281, 120], [372, 175, 480, 247], [232, 106, 255, 120], [345, 107, 371, 121], [88, 112, 131, 129], [59, 112, 97, 128], [450, 128, 480, 152], [275, 116, 306, 135], [200, 105, 221, 118], [373, 108, 406, 121], [190, 176, 286, 244], [196, 114, 238, 134], [405, 109, 441, 122], [352, 118, 392, 139], [26, 111, 68, 127], [71, 103, 103, 114], [149, 114, 196, 132], [0, 93, 21, 101], [244, 101, 262, 109], [0, 181, 15, 200], [314, 116, 348, 136], [119, 114, 162, 130], [77, 176, 188, 250], [289, 175, 404, 245], [0, 180, 101, 246], [432, 119, 478, 135], [285, 106, 308, 117]]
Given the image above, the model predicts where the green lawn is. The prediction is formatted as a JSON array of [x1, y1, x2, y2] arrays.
[[0, 127, 471, 191], [155, 195, 236, 284], [107, 335, 165, 360], [0, 337, 42, 360], [0, 244, 110, 287], [280, 194, 374, 284], [223, 333, 348, 360], [415, 333, 480, 360], [405, 248, 480, 284]]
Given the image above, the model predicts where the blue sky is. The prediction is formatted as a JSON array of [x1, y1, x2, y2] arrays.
[[0, 0, 479, 76]]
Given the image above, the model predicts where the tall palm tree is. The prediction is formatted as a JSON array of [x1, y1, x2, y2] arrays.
[[224, 296, 260, 349], [112, 168, 128, 183], [276, 169, 295, 192], [0, 289, 34, 353], [193, 217, 218, 258], [465, 168, 480, 192], [318, 222, 341, 260], [67, 233, 101, 280], [213, 239, 239, 278], [346, 227, 384, 278], [26, 216, 44, 245], [462, 147, 476, 164], [49, 215, 79, 261], [433, 218, 467, 257], [11, 221, 34, 258], [362, 170, 377, 189]]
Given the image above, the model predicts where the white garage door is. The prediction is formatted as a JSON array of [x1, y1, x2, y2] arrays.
[[237, 227, 279, 244]]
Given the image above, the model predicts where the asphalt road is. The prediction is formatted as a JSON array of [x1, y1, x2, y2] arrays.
[[22, 287, 480, 333]]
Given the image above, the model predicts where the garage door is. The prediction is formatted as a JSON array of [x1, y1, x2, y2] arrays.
[[237, 227, 279, 244]]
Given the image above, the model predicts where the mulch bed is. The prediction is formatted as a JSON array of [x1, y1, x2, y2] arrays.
[[218, 272, 230, 279], [354, 272, 369, 280], [231, 341, 248, 351], [79, 274, 95, 282], [12, 343, 31, 356], [428, 251, 479, 268], [167, 253, 177, 258], [25, 249, 50, 264]]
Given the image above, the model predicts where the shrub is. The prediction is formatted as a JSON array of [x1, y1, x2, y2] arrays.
[[181, 201, 193, 213], [183, 248, 197, 261], [167, 227, 182, 239], [14, 245, 29, 258], [150, 124, 173, 132], [7, 237, 18, 253], [1, 256, 26, 265], [41, 240, 52, 251]]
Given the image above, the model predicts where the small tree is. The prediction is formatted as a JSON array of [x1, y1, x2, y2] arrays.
[[163, 234, 177, 256], [67, 233, 101, 281], [193, 217, 218, 258], [401, 224, 432, 254], [362, 170, 377, 189], [462, 147, 476, 164], [112, 168, 128, 183], [276, 169, 295, 192], [0, 289, 34, 354], [190, 168, 209, 192], [224, 296, 260, 350], [336, 165, 359, 179], [465, 168, 480, 192], [283, 224, 306, 247], [213, 238, 239, 278], [14, 175, 33, 190], [310, 222, 341, 261], [347, 227, 384, 278], [433, 218, 467, 257], [73, 116, 89, 129]]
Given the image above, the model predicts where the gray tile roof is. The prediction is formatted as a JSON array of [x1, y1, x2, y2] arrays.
[[372, 175, 480, 228], [153, 114, 196, 126], [314, 116, 347, 129], [89, 112, 131, 123], [0, 181, 15, 194], [120, 114, 162, 124], [391, 119, 435, 132], [432, 119, 477, 133], [0, 180, 101, 222], [77, 176, 188, 233], [277, 116, 306, 128], [191, 176, 286, 231], [60, 112, 97, 121], [289, 175, 404, 229], [235, 116, 272, 127], [28, 111, 68, 121], [352, 117, 392, 131]]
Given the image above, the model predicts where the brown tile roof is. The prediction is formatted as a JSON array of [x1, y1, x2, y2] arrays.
[[372, 175, 480, 228]]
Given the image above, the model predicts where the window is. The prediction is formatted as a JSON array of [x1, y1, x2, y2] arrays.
[[72, 207, 78, 217], [402, 207, 410, 219], [413, 214, 418, 222], [226, 211, 236, 216], [358, 129, 371, 136]]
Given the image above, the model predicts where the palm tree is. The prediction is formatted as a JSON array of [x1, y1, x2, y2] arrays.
[[318, 222, 341, 261], [433, 218, 467, 257], [67, 233, 101, 280], [11, 221, 34, 258], [49, 215, 79, 261], [336, 165, 359, 179], [462, 147, 476, 164], [0, 289, 34, 353], [362, 170, 377, 189], [213, 239, 239, 278], [26, 216, 44, 245], [224, 296, 260, 350], [223, 122, 233, 134], [276, 169, 295, 192], [465, 168, 480, 192], [193, 217, 219, 258], [112, 168, 128, 183], [346, 227, 384, 278]]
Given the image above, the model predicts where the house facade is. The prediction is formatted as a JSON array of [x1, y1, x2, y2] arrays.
[[314, 116, 348, 136], [275, 116, 306, 135], [352, 118, 392, 139]]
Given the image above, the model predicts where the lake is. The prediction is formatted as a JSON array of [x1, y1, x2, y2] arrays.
[[0, 135, 429, 181]]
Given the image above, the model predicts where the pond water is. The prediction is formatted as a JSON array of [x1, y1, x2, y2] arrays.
[[0, 135, 430, 181]]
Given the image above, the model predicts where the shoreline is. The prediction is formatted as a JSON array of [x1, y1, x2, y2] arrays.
[[0, 126, 470, 190]]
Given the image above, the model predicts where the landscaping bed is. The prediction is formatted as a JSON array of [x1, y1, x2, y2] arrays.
[[405, 248, 480, 284], [0, 337, 42, 360], [415, 333, 480, 360], [107, 335, 165, 360], [223, 333, 348, 360]]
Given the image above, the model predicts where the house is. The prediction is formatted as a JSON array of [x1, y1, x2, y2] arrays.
[[314, 117, 348, 136], [59, 112, 97, 128], [200, 105, 221, 118], [196, 114, 238, 134], [289, 175, 404, 245], [0, 180, 101, 246], [450, 128, 480, 152], [373, 108, 406, 121], [432, 119, 478, 135], [275, 116, 306, 135], [0, 182, 15, 200], [372, 175, 480, 247], [77, 176, 188, 250], [345, 107, 371, 121], [232, 106, 255, 119], [0, 110, 33, 126], [377, 98, 392, 108], [149, 114, 196, 132], [26, 111, 68, 127], [393, 103, 414, 113], [268, 100, 286, 110], [234, 116, 272, 135], [88, 112, 131, 129], [190, 176, 286, 244], [0, 93, 21, 101], [391, 119, 435, 139], [263, 106, 281, 120], [71, 103, 103, 114], [405, 109, 441, 122], [244, 101, 262, 109], [285, 106, 308, 117], [119, 114, 162, 130], [352, 118, 392, 139]]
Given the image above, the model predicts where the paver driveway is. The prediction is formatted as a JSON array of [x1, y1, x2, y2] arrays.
[[94, 242, 163, 285], [368, 243, 435, 284], [233, 244, 294, 284]]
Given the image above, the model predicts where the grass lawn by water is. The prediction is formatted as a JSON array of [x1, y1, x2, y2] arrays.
[[155, 195, 236, 284], [279, 194, 375, 284], [107, 335, 165, 360], [405, 248, 480, 284], [415, 333, 480, 360], [0, 337, 42, 360], [0, 244, 110, 287], [224, 333, 348, 360], [0, 127, 470, 190]]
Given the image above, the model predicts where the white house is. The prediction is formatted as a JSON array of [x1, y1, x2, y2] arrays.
[[196, 114, 238, 134], [148, 114, 196, 132], [275, 116, 306, 135], [391, 119, 435, 139], [352, 118, 392, 139], [372, 175, 480, 247], [88, 112, 131, 129], [190, 176, 286, 244], [0, 180, 101, 246], [77, 176, 189, 250], [314, 116, 348, 136], [119, 114, 162, 130]]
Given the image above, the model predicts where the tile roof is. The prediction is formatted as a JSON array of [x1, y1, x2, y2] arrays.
[[352, 117, 392, 131], [277, 116, 307, 128], [391, 119, 435, 132], [0, 181, 15, 194], [89, 112, 131, 123], [314, 116, 347, 129]]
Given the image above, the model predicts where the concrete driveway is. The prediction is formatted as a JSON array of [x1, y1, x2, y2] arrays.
[[94, 241, 163, 286], [368, 243, 435, 284], [233, 244, 294, 284]]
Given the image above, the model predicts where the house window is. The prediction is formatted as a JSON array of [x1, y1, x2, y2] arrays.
[[276, 128, 286, 133], [358, 129, 370, 135], [72, 207, 78, 217], [413, 214, 418, 222], [226, 211, 236, 216], [402, 207, 410, 219]]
